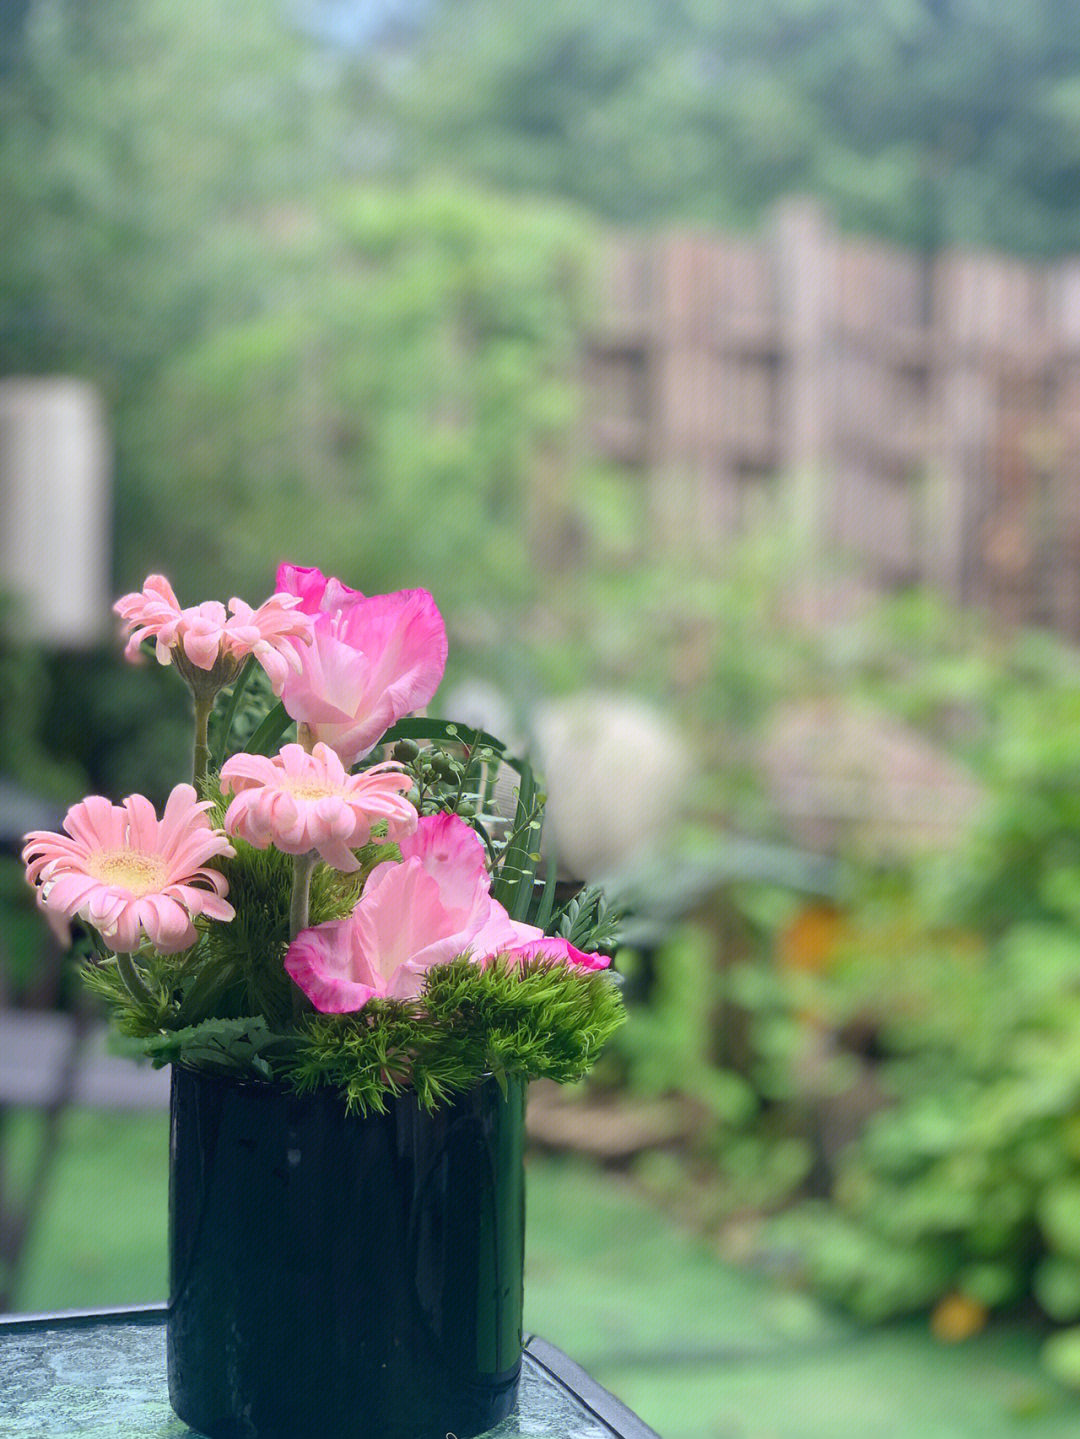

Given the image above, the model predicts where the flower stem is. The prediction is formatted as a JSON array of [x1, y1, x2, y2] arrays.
[[288, 851, 317, 1027], [289, 851, 317, 941], [116, 950, 158, 1012], [192, 696, 214, 791], [211, 655, 256, 771]]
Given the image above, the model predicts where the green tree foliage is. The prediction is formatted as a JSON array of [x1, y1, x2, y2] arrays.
[[120, 182, 596, 606], [605, 594, 1080, 1382], [0, 0, 340, 386], [368, 0, 1080, 255], [0, 1, 598, 614]]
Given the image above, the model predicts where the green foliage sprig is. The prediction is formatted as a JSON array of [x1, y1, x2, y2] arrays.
[[292, 955, 626, 1114], [88, 952, 625, 1114]]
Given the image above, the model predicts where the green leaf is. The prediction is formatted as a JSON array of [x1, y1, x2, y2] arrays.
[[142, 1015, 278, 1073], [212, 655, 257, 769], [491, 760, 542, 920], [176, 956, 241, 1027], [557, 885, 622, 952], [533, 855, 559, 932], [243, 701, 294, 756]]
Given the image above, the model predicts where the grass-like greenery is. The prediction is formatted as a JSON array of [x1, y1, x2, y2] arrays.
[[85, 952, 625, 1114], [293, 954, 626, 1113]]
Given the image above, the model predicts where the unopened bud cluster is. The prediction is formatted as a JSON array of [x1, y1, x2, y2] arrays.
[[393, 738, 483, 820]]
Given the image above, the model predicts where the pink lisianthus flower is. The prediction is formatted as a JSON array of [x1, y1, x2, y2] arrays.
[[497, 936, 611, 972], [114, 574, 314, 697], [275, 563, 364, 616], [220, 742, 416, 871], [284, 812, 539, 1012], [273, 567, 447, 766], [21, 785, 235, 954]]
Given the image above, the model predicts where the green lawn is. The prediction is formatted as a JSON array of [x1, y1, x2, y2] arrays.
[[6, 1107, 1080, 1438]]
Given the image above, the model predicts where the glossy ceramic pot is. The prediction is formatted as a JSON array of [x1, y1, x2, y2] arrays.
[[167, 1066, 526, 1439]]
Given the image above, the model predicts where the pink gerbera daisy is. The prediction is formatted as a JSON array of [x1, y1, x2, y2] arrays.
[[220, 742, 417, 871], [21, 785, 236, 954], [114, 574, 314, 697]]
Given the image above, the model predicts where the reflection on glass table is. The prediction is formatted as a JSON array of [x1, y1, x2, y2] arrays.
[[0, 1305, 662, 1439]]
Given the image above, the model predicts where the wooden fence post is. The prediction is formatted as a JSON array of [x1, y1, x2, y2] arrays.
[[644, 233, 725, 553], [928, 256, 992, 604], [771, 199, 838, 562], [1049, 259, 1080, 639]]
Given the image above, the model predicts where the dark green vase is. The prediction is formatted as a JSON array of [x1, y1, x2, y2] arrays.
[[167, 1066, 526, 1439]]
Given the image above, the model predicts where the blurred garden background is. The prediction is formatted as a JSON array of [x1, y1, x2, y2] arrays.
[[10, 2, 1080, 1434]]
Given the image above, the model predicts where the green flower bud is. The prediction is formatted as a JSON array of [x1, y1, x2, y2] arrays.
[[393, 739, 420, 762]]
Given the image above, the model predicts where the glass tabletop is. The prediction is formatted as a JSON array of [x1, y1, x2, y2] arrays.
[[0, 1307, 658, 1439]]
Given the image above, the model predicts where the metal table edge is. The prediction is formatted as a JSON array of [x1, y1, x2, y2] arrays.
[[523, 1334, 663, 1439], [0, 1307, 663, 1439], [0, 1300, 169, 1332]]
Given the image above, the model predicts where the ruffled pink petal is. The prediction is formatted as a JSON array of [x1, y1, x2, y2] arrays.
[[275, 565, 365, 616], [500, 936, 611, 970], [396, 813, 490, 922], [313, 836, 363, 873], [43, 872, 103, 915], [358, 857, 482, 978], [280, 624, 374, 729], [181, 626, 223, 670], [278, 587, 446, 764], [64, 795, 127, 851], [469, 901, 542, 962], [284, 917, 379, 1013], [342, 588, 447, 723], [122, 793, 161, 854], [137, 894, 194, 950], [219, 754, 278, 792]]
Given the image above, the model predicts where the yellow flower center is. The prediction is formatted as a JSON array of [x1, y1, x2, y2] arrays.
[[89, 849, 169, 896], [285, 780, 339, 801]]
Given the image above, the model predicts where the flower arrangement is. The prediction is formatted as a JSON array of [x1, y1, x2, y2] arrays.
[[22, 565, 625, 1112]]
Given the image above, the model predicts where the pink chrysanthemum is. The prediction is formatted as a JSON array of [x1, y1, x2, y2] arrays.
[[114, 575, 314, 696], [220, 743, 417, 871], [21, 785, 236, 954]]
